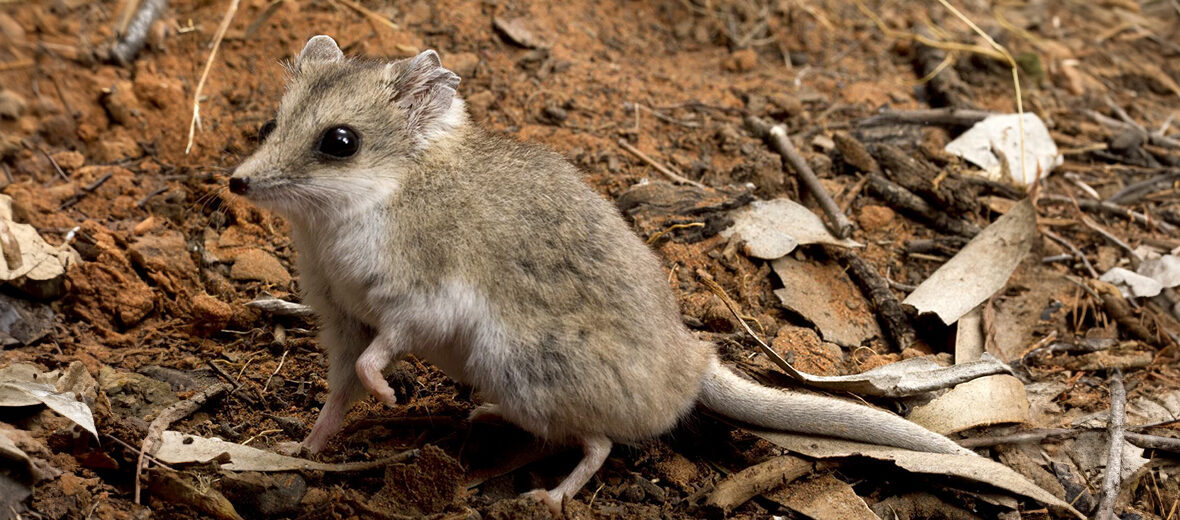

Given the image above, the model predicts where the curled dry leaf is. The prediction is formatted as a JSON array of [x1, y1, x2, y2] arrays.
[[781, 353, 1012, 398], [945, 113, 1062, 185], [903, 199, 1037, 325], [722, 198, 861, 260], [1100, 267, 1162, 298], [765, 473, 878, 520], [154, 431, 416, 472], [907, 375, 1030, 435], [244, 296, 314, 319], [0, 363, 97, 439], [0, 195, 81, 298], [753, 431, 1085, 519], [0, 381, 97, 439]]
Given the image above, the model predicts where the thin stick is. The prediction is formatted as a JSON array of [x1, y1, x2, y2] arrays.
[[41, 150, 68, 181], [1042, 229, 1099, 278], [1039, 195, 1177, 233], [134, 383, 230, 503], [1096, 370, 1126, 520], [745, 116, 854, 238], [185, 0, 241, 155], [59, 173, 114, 210], [617, 139, 707, 189], [332, 0, 399, 31], [110, 0, 167, 65], [859, 108, 992, 128], [262, 348, 289, 393]]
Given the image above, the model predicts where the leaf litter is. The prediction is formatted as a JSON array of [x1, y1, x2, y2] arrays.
[[2, 0, 1179, 518]]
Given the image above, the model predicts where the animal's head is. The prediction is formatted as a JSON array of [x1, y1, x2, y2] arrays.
[[230, 35, 464, 216]]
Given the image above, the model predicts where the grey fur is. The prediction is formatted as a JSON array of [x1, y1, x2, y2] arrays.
[[231, 36, 974, 512]]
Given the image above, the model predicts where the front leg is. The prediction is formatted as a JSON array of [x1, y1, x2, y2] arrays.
[[356, 328, 410, 408]]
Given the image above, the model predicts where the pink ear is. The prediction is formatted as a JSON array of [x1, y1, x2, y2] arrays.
[[392, 51, 461, 140]]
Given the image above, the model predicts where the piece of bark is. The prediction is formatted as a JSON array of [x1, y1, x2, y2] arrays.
[[914, 26, 978, 110], [873, 144, 980, 216], [616, 181, 752, 243], [866, 174, 980, 237], [834, 132, 882, 175]]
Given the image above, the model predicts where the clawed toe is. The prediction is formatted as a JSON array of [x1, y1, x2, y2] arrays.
[[523, 488, 563, 517], [275, 440, 308, 457]]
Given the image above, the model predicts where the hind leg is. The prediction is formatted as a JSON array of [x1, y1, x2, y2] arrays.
[[525, 435, 612, 515], [301, 314, 372, 453]]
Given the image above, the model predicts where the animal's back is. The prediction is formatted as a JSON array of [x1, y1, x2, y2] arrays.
[[390, 128, 711, 442]]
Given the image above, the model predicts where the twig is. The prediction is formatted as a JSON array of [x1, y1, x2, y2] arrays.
[[616, 139, 707, 189], [59, 173, 114, 210], [824, 245, 917, 351], [205, 359, 259, 405], [960, 427, 1180, 454], [42, 150, 68, 181], [1042, 229, 1099, 278], [135, 383, 230, 503], [103, 433, 177, 471], [332, 0, 399, 31], [959, 428, 1077, 448], [262, 347, 289, 393], [243, 0, 285, 39], [696, 269, 793, 374], [185, 0, 241, 155], [745, 115, 854, 238], [136, 186, 169, 207], [1096, 370, 1126, 520], [1107, 171, 1180, 205], [245, 296, 314, 319], [0, 59, 34, 72], [1124, 432, 1180, 454], [1039, 194, 1177, 233], [1080, 216, 1136, 258], [1088, 110, 1180, 149], [110, 0, 168, 65], [705, 455, 821, 513], [913, 25, 977, 110]]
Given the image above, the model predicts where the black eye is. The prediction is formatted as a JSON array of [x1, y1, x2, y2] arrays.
[[257, 119, 276, 142], [317, 126, 359, 158]]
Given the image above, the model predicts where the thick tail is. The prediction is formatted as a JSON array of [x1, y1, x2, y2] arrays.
[[699, 357, 974, 456]]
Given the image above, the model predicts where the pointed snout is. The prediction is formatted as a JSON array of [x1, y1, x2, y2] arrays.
[[228, 176, 249, 195], [230, 154, 264, 196]]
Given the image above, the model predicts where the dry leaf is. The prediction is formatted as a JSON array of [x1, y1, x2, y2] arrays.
[[765, 473, 877, 519], [0, 381, 97, 439], [780, 353, 1012, 398], [0, 195, 81, 298], [722, 199, 861, 260], [772, 256, 881, 347], [754, 431, 1084, 519], [945, 114, 1062, 185], [154, 431, 414, 472], [908, 375, 1030, 434], [903, 199, 1037, 325]]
